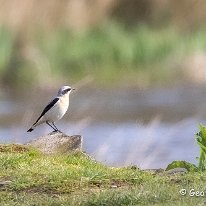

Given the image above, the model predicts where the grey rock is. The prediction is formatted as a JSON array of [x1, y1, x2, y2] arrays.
[[27, 131, 82, 154], [165, 167, 188, 175], [144, 168, 188, 176]]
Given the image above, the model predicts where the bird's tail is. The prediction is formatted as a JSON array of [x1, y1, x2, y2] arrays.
[[27, 127, 34, 132], [27, 124, 36, 132]]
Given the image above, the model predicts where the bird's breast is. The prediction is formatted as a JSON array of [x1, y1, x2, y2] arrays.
[[45, 94, 69, 122], [58, 94, 69, 116]]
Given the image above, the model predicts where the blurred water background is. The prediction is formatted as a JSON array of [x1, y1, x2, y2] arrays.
[[1, 0, 206, 169]]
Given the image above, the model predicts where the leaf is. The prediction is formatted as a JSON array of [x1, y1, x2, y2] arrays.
[[197, 124, 206, 142], [196, 141, 206, 151], [166, 161, 198, 172], [195, 124, 206, 171]]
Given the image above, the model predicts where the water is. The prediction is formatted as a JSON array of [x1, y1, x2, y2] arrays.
[[80, 119, 200, 169], [0, 85, 205, 169]]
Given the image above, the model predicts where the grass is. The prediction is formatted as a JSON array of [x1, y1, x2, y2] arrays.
[[0, 144, 206, 205], [196, 124, 206, 171], [2, 23, 206, 90]]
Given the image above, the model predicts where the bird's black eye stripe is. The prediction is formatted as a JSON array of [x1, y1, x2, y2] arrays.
[[62, 88, 71, 94]]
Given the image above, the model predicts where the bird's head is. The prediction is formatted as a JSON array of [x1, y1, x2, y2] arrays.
[[58, 85, 75, 96]]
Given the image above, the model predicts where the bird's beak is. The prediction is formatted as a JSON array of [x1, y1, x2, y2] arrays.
[[72, 88, 75, 92]]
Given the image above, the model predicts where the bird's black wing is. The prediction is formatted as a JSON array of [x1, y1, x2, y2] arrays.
[[33, 97, 59, 125]]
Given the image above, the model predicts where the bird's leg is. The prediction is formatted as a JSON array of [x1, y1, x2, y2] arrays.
[[46, 121, 58, 131], [52, 122, 62, 133]]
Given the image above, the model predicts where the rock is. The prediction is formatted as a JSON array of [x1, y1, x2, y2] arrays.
[[144, 168, 188, 176], [27, 131, 82, 154], [165, 168, 188, 175]]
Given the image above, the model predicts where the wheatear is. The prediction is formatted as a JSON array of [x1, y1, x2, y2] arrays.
[[27, 85, 75, 132]]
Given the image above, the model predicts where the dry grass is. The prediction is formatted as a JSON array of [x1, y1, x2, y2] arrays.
[[0, 0, 206, 33], [0, 0, 116, 32]]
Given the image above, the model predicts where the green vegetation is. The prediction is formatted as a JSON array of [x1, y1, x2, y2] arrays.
[[0, 144, 206, 205], [166, 161, 198, 172], [1, 23, 206, 90], [196, 124, 206, 171], [163, 124, 206, 173]]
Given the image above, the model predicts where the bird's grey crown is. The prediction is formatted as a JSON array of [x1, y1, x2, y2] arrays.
[[57, 85, 72, 96]]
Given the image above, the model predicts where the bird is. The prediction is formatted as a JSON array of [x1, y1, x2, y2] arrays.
[[27, 85, 75, 132]]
